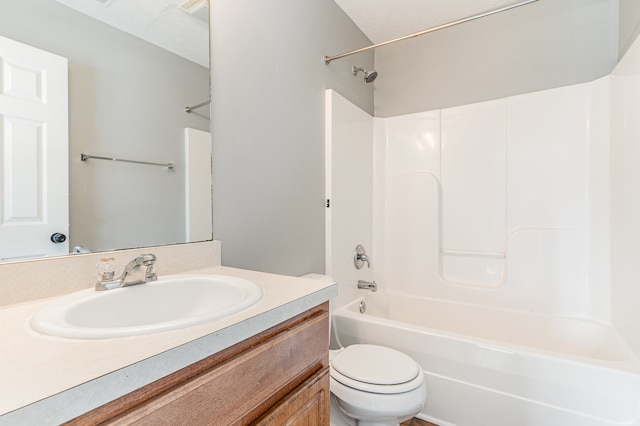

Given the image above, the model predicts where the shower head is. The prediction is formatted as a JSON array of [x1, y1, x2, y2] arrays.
[[352, 66, 378, 83]]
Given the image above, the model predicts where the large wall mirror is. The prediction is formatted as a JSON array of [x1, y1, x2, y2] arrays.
[[0, 0, 211, 262]]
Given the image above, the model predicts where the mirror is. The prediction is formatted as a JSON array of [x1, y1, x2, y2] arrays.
[[0, 0, 211, 262]]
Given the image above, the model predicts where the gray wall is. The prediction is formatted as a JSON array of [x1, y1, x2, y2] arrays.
[[374, 0, 620, 116], [0, 0, 210, 253], [619, 0, 640, 59], [210, 0, 373, 275]]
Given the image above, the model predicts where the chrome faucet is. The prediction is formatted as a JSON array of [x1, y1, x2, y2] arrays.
[[354, 245, 371, 269], [95, 254, 157, 291], [357, 280, 377, 292]]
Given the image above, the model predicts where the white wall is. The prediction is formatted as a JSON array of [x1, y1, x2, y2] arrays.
[[209, 0, 640, 280], [610, 33, 640, 350], [325, 90, 374, 311], [619, 0, 640, 59], [210, 0, 374, 276], [374, 0, 619, 117]]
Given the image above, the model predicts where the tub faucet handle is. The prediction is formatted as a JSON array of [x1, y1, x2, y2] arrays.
[[354, 245, 371, 269]]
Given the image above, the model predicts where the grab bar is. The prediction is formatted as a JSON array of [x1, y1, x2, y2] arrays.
[[81, 153, 174, 170]]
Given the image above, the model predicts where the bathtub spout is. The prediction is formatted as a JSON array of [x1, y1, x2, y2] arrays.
[[357, 280, 377, 292]]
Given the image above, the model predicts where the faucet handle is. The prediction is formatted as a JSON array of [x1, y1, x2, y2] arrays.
[[136, 253, 157, 265], [95, 258, 121, 291], [354, 245, 371, 269], [138, 254, 157, 282], [96, 257, 117, 281], [145, 263, 157, 282]]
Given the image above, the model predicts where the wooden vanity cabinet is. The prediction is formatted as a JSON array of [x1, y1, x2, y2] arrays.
[[253, 368, 329, 425], [65, 302, 330, 426]]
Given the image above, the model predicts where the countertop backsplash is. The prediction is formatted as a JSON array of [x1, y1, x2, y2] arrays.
[[0, 240, 221, 307]]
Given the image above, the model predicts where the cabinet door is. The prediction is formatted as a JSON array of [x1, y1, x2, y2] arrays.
[[253, 368, 329, 426], [112, 315, 327, 425], [65, 303, 329, 426]]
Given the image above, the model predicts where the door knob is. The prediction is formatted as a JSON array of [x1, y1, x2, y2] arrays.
[[50, 233, 67, 244]]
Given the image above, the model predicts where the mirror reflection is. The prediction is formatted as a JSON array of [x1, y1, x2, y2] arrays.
[[0, 0, 211, 262]]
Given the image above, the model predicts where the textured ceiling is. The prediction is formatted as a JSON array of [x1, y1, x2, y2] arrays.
[[334, 0, 526, 44], [53, 0, 209, 67]]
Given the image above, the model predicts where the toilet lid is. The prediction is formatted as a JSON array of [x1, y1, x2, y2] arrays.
[[330, 344, 421, 392]]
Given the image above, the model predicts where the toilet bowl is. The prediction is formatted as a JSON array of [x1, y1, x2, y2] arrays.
[[329, 344, 427, 426], [300, 273, 427, 425]]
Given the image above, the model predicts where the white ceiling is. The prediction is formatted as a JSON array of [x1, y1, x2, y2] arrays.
[[334, 0, 528, 44], [53, 0, 209, 67]]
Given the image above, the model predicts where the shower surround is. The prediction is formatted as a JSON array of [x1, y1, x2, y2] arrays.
[[328, 77, 609, 318], [374, 79, 609, 319], [325, 33, 640, 426]]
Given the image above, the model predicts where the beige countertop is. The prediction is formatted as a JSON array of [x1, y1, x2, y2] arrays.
[[0, 266, 337, 425]]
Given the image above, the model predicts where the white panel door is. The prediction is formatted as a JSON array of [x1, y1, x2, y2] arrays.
[[0, 35, 69, 261]]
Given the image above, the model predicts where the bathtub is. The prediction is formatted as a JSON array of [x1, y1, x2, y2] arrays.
[[331, 292, 640, 426]]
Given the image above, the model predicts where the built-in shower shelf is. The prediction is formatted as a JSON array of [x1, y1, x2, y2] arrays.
[[440, 249, 506, 288]]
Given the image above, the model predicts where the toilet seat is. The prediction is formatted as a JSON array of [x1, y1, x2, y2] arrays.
[[330, 344, 424, 394]]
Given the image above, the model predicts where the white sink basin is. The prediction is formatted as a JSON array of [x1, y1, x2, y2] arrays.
[[30, 274, 263, 339]]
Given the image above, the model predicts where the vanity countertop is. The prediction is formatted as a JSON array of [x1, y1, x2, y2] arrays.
[[0, 266, 337, 425]]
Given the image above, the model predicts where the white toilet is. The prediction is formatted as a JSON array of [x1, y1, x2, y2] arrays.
[[301, 274, 427, 426], [329, 344, 427, 426]]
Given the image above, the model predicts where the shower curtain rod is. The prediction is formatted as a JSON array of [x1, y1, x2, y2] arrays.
[[323, 0, 539, 64]]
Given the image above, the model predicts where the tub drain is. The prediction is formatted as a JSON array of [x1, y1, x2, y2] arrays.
[[359, 300, 367, 313]]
